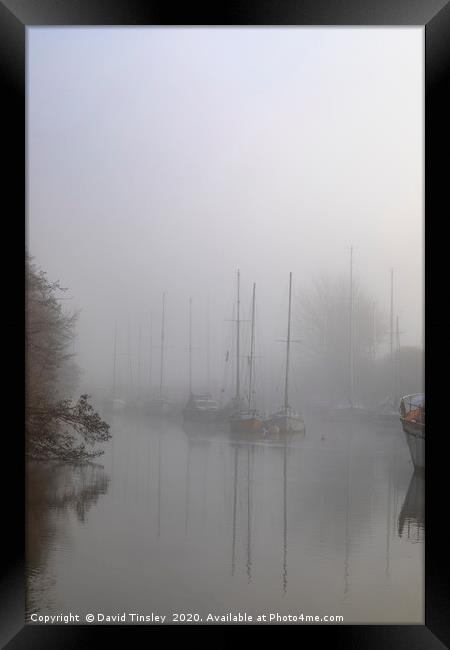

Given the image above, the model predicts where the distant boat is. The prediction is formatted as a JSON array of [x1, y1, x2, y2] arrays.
[[399, 393, 424, 470], [265, 272, 305, 434], [111, 397, 126, 410], [181, 297, 221, 423], [183, 393, 220, 422], [229, 275, 264, 434]]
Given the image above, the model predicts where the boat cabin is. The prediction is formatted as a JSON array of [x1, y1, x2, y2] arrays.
[[185, 393, 219, 412]]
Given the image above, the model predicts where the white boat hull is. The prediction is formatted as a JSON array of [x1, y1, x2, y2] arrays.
[[402, 421, 424, 470]]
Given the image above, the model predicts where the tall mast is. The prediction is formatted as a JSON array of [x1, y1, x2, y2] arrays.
[[206, 296, 210, 392], [137, 325, 142, 400], [390, 269, 394, 403], [395, 315, 400, 405], [235, 269, 241, 403], [348, 247, 354, 408], [159, 292, 166, 400], [372, 301, 377, 361], [112, 321, 117, 397], [248, 283, 256, 411], [127, 319, 133, 389], [188, 296, 192, 395], [284, 272, 293, 410], [148, 312, 153, 390]]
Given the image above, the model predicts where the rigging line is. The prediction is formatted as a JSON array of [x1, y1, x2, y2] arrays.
[[159, 292, 166, 400], [284, 272, 293, 409]]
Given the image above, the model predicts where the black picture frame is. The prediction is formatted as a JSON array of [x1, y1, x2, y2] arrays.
[[2, 1, 448, 647]]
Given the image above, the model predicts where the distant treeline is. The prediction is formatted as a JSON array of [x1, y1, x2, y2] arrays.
[[26, 255, 111, 461]]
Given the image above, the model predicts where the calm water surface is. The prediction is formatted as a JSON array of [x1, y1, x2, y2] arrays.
[[27, 409, 423, 624]]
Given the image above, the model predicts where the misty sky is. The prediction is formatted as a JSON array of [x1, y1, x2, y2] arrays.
[[27, 27, 424, 399]]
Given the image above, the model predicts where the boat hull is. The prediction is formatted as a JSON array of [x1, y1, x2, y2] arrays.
[[265, 415, 305, 434], [401, 418, 424, 470], [229, 416, 264, 434]]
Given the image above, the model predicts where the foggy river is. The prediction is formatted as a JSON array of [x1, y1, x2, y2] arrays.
[[26, 410, 423, 624]]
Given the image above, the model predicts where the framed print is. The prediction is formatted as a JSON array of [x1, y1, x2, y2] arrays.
[[1, 0, 449, 647]]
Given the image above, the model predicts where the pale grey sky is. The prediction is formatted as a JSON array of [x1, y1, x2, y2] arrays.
[[27, 27, 424, 397]]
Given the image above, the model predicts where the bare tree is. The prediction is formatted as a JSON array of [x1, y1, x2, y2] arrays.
[[26, 255, 111, 460], [295, 273, 388, 407]]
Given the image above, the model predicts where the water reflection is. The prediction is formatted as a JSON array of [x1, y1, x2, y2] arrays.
[[26, 461, 110, 615], [27, 411, 423, 623], [183, 425, 293, 591], [397, 471, 424, 543], [282, 441, 287, 594]]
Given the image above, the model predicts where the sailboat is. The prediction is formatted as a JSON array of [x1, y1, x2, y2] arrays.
[[183, 297, 220, 423], [147, 292, 170, 416], [229, 281, 264, 433], [265, 272, 305, 434], [399, 393, 425, 470]]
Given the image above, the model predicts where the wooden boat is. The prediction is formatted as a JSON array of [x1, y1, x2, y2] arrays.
[[230, 409, 263, 433], [229, 276, 264, 434], [399, 393, 424, 470], [266, 272, 305, 435]]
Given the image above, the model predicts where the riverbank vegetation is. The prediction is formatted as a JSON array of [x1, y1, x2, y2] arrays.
[[26, 255, 111, 461]]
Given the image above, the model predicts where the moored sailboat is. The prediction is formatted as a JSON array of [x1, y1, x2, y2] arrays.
[[265, 272, 305, 434], [229, 271, 263, 433], [229, 280, 264, 434], [182, 297, 220, 422]]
